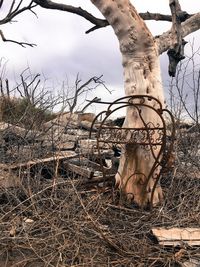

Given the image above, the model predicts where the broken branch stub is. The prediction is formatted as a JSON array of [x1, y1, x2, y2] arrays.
[[168, 0, 188, 77], [167, 40, 187, 77]]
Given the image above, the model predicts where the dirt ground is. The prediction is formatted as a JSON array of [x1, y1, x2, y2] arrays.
[[0, 162, 199, 267]]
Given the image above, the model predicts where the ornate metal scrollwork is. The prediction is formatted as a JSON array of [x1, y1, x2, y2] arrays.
[[89, 95, 176, 207]]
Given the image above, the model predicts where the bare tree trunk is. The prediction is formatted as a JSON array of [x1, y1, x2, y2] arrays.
[[91, 0, 164, 206]]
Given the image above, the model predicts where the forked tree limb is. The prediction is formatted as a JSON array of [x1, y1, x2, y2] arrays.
[[33, 0, 193, 33], [157, 0, 200, 56], [32, 0, 200, 45], [0, 0, 37, 25], [166, 0, 186, 77], [0, 0, 37, 47], [157, 12, 200, 54], [1, 0, 198, 48]]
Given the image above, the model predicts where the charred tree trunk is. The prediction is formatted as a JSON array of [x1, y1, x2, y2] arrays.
[[91, 0, 164, 207]]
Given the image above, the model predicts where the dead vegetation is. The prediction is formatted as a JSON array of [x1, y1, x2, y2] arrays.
[[0, 159, 199, 267], [0, 71, 199, 267]]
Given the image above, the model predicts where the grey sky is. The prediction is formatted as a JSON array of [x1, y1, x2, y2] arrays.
[[1, 0, 200, 113]]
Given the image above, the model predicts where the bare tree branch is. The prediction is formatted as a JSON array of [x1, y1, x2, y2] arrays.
[[33, 0, 109, 34], [81, 96, 101, 113], [0, 0, 196, 50], [181, 12, 200, 37], [61, 74, 110, 113], [140, 11, 191, 22], [0, 1, 37, 47], [0, 29, 36, 47], [166, 0, 187, 77], [33, 0, 193, 34], [157, 12, 200, 55], [0, 0, 37, 25], [0, 0, 4, 9]]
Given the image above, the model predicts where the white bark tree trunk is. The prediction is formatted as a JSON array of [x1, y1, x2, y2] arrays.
[[91, 0, 165, 206]]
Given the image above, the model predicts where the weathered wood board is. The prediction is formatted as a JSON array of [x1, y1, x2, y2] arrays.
[[62, 161, 94, 179], [0, 151, 77, 170], [0, 170, 20, 188], [182, 258, 200, 267], [152, 228, 200, 246], [54, 141, 75, 151]]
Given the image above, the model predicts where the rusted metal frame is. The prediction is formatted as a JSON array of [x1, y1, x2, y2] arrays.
[[127, 103, 166, 207], [90, 95, 175, 207], [95, 98, 165, 193], [96, 96, 165, 177], [138, 104, 165, 161], [89, 110, 107, 139], [105, 95, 163, 111], [99, 126, 164, 145], [98, 140, 162, 145], [102, 102, 164, 155], [90, 95, 163, 116], [141, 111, 167, 207], [100, 126, 164, 130], [96, 103, 131, 182], [130, 103, 164, 161], [160, 108, 176, 169], [144, 108, 175, 207], [130, 101, 175, 207]]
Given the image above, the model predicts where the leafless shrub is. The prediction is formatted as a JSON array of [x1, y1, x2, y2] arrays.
[[0, 68, 57, 129], [59, 73, 110, 113], [168, 42, 200, 127], [168, 42, 200, 176], [0, 64, 199, 266]]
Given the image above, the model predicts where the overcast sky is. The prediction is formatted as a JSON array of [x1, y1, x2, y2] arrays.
[[1, 0, 200, 113]]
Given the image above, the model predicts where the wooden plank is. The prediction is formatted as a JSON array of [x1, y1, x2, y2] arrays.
[[69, 157, 103, 172], [0, 151, 77, 170], [152, 228, 200, 246], [54, 141, 75, 150], [0, 170, 20, 188], [69, 157, 115, 175], [87, 174, 115, 183], [182, 259, 200, 267], [76, 149, 114, 159], [62, 161, 94, 179]]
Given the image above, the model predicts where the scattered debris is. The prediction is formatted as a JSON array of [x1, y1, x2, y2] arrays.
[[0, 110, 199, 266], [0, 111, 119, 188], [0, 169, 20, 188], [181, 258, 200, 267], [152, 228, 200, 246], [0, 151, 77, 171]]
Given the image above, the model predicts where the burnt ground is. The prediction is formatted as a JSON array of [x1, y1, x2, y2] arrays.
[[0, 123, 199, 266], [0, 161, 200, 267]]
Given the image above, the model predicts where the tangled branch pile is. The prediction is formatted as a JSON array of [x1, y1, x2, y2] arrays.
[[0, 150, 200, 267]]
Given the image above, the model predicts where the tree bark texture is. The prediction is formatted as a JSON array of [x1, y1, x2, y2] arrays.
[[91, 0, 165, 206]]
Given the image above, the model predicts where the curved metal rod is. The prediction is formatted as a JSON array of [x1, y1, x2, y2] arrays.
[[149, 109, 175, 207], [90, 95, 175, 208], [97, 102, 165, 196], [106, 95, 163, 112], [89, 110, 108, 139]]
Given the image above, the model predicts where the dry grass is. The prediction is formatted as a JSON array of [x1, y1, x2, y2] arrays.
[[0, 100, 199, 266], [0, 159, 199, 267]]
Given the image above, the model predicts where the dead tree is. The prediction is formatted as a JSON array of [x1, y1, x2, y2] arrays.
[[1, 0, 200, 207]]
